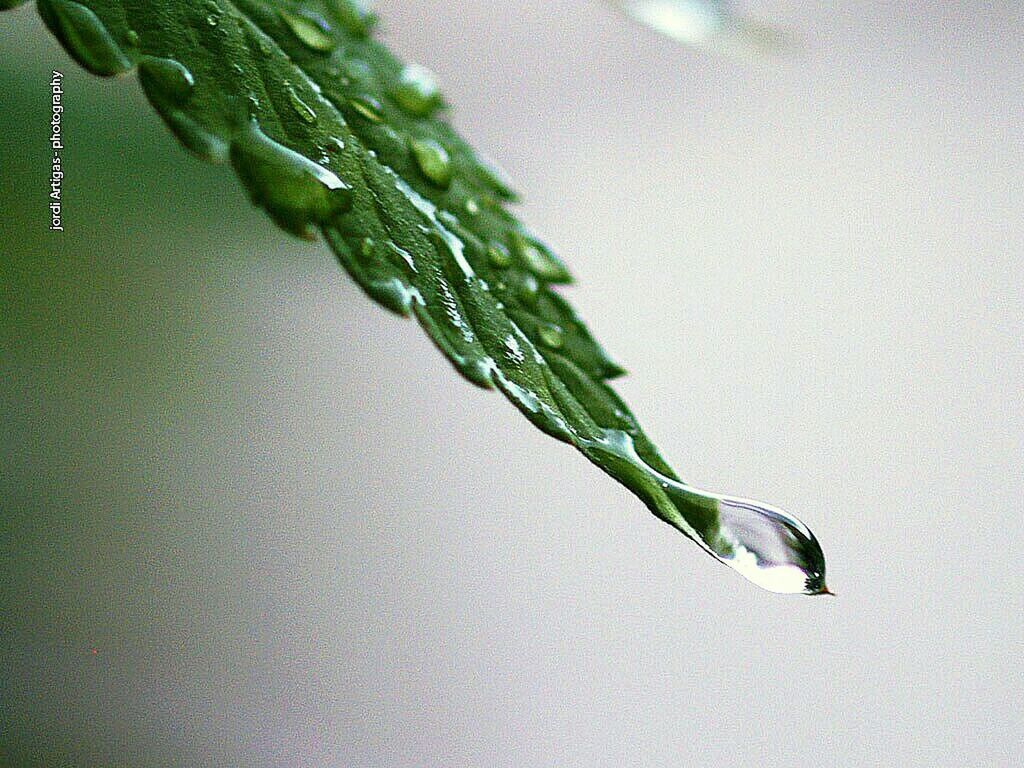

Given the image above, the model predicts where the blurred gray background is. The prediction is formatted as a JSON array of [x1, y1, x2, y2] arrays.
[[2, 1, 1022, 766]]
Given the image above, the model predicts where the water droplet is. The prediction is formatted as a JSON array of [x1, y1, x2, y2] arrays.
[[614, 0, 792, 57], [138, 57, 194, 104], [125, 29, 139, 47], [205, 13, 219, 27], [286, 84, 317, 123], [344, 59, 373, 83], [511, 232, 571, 283], [348, 95, 383, 122], [518, 273, 540, 303], [137, 57, 227, 160], [230, 119, 353, 239], [391, 63, 441, 117], [588, 429, 828, 595], [325, 137, 345, 153], [464, 198, 480, 215], [38, 0, 132, 76], [333, 0, 376, 37], [618, 0, 723, 41], [487, 242, 512, 268], [279, 8, 335, 52], [409, 138, 452, 188], [703, 494, 829, 594], [538, 323, 564, 349]]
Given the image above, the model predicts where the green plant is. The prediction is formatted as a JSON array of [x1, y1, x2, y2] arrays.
[[5, 0, 829, 594]]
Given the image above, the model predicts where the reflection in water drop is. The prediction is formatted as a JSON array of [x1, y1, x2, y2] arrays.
[[588, 429, 828, 594], [705, 494, 827, 594], [610, 0, 794, 58]]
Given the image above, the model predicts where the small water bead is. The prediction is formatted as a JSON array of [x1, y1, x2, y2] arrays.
[[518, 273, 540, 304], [343, 59, 374, 83], [538, 323, 565, 349], [137, 57, 225, 160], [286, 85, 317, 123], [230, 119, 353, 239], [392, 64, 442, 117], [464, 198, 480, 216], [39, 0, 132, 76], [333, 0, 377, 37], [125, 29, 139, 47], [138, 57, 195, 104], [325, 136, 345, 153], [488, 242, 513, 268], [410, 138, 453, 188], [511, 232, 571, 283], [279, 8, 335, 52], [348, 95, 383, 122]]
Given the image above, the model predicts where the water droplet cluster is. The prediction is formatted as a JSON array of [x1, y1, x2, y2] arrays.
[[18, 0, 828, 593]]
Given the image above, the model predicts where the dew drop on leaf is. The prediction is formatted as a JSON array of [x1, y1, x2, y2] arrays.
[[538, 323, 565, 349], [391, 63, 441, 117], [230, 119, 352, 239], [286, 84, 317, 123], [613, 0, 793, 57], [279, 8, 335, 52], [409, 138, 453, 188], [332, 0, 376, 38], [487, 242, 513, 268], [138, 56, 195, 104], [512, 232, 571, 283], [518, 273, 540, 304], [348, 94, 383, 122]]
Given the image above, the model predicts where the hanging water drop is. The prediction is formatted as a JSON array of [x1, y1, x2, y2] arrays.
[[391, 64, 442, 117], [125, 29, 139, 47], [279, 8, 335, 52], [410, 138, 453, 188], [586, 429, 829, 595]]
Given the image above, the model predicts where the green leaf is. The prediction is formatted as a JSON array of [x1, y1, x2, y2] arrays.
[[7, 0, 829, 594]]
